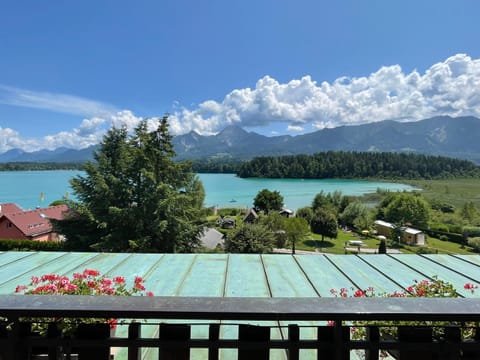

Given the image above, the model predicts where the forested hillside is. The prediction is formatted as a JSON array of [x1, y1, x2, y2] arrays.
[[237, 152, 480, 179]]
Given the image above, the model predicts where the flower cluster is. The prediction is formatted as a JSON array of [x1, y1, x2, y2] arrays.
[[329, 277, 478, 351], [14, 269, 154, 335], [15, 269, 154, 297]]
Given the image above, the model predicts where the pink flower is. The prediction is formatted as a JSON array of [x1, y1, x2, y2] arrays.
[[83, 269, 100, 277], [113, 276, 126, 284], [354, 289, 366, 297], [464, 283, 478, 290], [326, 320, 335, 327], [147, 291, 154, 297], [15, 285, 27, 293]]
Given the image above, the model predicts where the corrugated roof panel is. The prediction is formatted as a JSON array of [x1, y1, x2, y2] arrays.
[[225, 254, 270, 297], [325, 254, 404, 294], [294, 255, 356, 296], [357, 254, 429, 291], [388, 254, 479, 297], [0, 251, 66, 291], [0, 252, 95, 293], [454, 254, 480, 267], [262, 255, 318, 297], [177, 254, 228, 297]]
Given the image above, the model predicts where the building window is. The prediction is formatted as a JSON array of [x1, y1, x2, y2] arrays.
[[7, 222, 12, 228]]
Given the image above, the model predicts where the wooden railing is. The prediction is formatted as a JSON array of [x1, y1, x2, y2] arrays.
[[0, 295, 480, 359]]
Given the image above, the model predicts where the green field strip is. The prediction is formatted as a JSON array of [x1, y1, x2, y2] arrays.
[[294, 255, 357, 296], [357, 254, 430, 291], [388, 255, 478, 297], [325, 254, 403, 294], [261, 254, 318, 297]]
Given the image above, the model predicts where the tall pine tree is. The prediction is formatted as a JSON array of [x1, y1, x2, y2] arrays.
[[54, 116, 205, 253]]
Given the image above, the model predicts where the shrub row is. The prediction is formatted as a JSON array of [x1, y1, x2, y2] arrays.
[[0, 239, 65, 251]]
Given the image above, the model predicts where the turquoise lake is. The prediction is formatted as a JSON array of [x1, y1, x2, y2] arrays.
[[0, 171, 416, 210]]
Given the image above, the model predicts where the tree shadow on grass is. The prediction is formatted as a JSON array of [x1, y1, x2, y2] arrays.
[[303, 240, 334, 248]]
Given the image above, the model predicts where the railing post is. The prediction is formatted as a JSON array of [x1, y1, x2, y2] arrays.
[[47, 323, 62, 360], [441, 325, 461, 360], [365, 326, 379, 360], [288, 324, 299, 360], [398, 326, 434, 360], [208, 323, 220, 360], [238, 324, 270, 360], [158, 323, 190, 360], [128, 321, 141, 360], [317, 326, 334, 360], [333, 321, 349, 360], [4, 318, 28, 360]]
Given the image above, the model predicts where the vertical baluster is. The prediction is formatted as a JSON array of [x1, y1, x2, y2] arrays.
[[288, 324, 299, 360], [128, 322, 141, 360], [238, 324, 270, 360], [208, 323, 220, 360], [365, 326, 379, 360], [398, 326, 434, 360], [158, 323, 190, 360]]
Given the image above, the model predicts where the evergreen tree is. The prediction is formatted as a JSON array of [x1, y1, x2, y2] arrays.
[[378, 239, 387, 254], [53, 116, 205, 253]]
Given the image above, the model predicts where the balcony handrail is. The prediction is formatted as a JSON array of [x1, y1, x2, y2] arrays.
[[1, 295, 480, 322]]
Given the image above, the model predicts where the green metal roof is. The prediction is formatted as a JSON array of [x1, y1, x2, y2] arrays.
[[1, 252, 479, 359]]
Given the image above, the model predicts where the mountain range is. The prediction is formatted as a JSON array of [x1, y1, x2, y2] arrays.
[[1, 116, 480, 164]]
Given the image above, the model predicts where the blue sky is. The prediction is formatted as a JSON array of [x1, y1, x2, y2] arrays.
[[0, 0, 479, 152]]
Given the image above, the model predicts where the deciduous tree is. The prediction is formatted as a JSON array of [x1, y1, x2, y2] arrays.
[[310, 209, 338, 241], [253, 189, 284, 214]]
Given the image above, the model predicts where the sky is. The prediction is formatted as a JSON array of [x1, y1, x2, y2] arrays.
[[0, 0, 480, 152]]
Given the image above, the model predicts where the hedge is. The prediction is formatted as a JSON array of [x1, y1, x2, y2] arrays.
[[0, 239, 65, 251]]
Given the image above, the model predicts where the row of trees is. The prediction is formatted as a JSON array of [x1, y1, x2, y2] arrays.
[[224, 187, 441, 254], [237, 152, 480, 179], [53, 116, 206, 253]]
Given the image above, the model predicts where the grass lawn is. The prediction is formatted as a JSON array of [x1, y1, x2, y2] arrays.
[[296, 230, 477, 255], [406, 178, 480, 208]]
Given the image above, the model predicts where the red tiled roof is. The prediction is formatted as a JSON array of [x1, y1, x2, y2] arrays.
[[0, 203, 23, 215], [1, 205, 68, 237]]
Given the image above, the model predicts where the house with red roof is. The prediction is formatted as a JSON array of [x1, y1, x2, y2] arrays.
[[0, 204, 68, 241], [0, 203, 22, 216]]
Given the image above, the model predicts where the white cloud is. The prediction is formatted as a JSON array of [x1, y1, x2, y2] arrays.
[[3, 53, 480, 153], [0, 85, 119, 117], [287, 125, 304, 132], [170, 53, 480, 135]]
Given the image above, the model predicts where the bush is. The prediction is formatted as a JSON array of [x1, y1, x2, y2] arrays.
[[0, 239, 65, 251], [464, 226, 480, 238], [447, 224, 463, 234], [468, 237, 480, 252], [439, 235, 449, 241], [217, 208, 242, 217]]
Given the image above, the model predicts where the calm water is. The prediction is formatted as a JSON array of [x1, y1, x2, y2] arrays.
[[0, 171, 416, 210]]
